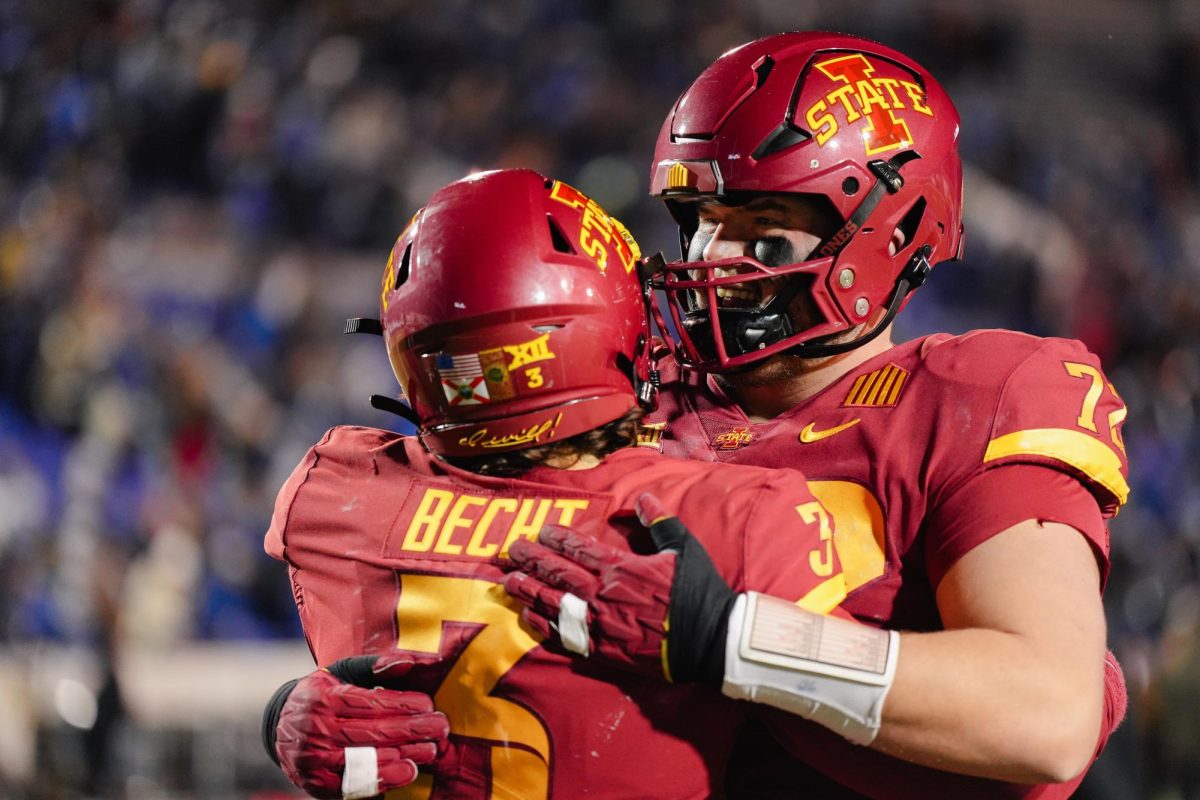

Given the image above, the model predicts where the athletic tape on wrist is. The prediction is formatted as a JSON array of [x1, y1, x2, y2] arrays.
[[721, 593, 899, 746], [558, 592, 591, 656], [342, 746, 380, 800]]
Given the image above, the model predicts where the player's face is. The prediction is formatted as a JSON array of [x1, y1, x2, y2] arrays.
[[688, 194, 838, 270], [682, 195, 843, 384], [685, 195, 838, 325]]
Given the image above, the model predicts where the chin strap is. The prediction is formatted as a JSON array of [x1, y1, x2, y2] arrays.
[[344, 318, 423, 426], [782, 243, 932, 360], [758, 150, 922, 326]]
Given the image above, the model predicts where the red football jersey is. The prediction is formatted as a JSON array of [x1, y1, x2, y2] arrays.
[[265, 426, 845, 800], [646, 329, 1130, 799]]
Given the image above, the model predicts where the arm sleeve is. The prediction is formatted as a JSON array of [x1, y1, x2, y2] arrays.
[[924, 463, 1109, 590], [739, 473, 849, 614]]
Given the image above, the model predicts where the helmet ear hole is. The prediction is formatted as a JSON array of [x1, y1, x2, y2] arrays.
[[894, 197, 927, 254]]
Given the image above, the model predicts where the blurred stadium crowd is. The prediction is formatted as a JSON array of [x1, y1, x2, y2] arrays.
[[2, 0, 1200, 797]]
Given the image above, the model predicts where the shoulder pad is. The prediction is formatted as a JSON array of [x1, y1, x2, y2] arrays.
[[983, 337, 1129, 515]]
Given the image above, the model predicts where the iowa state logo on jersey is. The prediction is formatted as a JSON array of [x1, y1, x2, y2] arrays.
[[713, 426, 753, 450]]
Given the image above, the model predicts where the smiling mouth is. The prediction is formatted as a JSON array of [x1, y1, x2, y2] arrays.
[[716, 285, 758, 306], [712, 272, 788, 309]]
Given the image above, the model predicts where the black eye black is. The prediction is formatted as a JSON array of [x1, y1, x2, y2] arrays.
[[753, 237, 795, 266]]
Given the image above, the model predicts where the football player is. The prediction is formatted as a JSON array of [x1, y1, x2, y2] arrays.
[[506, 31, 1129, 798], [259, 168, 850, 799]]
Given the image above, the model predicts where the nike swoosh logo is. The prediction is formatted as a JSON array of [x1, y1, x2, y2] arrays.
[[798, 418, 861, 443]]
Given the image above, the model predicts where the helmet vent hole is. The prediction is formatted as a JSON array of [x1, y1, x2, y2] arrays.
[[842, 177, 860, 195], [752, 54, 774, 87], [895, 197, 927, 253], [547, 215, 576, 254], [751, 123, 811, 161], [395, 244, 412, 289]]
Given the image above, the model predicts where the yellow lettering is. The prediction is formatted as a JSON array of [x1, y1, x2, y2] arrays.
[[797, 501, 835, 577], [500, 498, 553, 556], [403, 488, 455, 552], [807, 481, 886, 593], [504, 333, 556, 370], [380, 249, 394, 312], [826, 85, 862, 121], [395, 575, 548, 798], [582, 205, 614, 243], [1107, 383, 1127, 454], [610, 216, 640, 273], [552, 498, 590, 527], [581, 231, 608, 271], [805, 99, 838, 146], [875, 77, 905, 108], [525, 367, 544, 388], [458, 413, 563, 450], [549, 180, 588, 210], [900, 81, 932, 115], [856, 79, 889, 113], [1064, 362, 1104, 432], [435, 494, 487, 555], [466, 498, 517, 558]]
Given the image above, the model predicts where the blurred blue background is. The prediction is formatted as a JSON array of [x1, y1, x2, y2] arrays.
[[1, 0, 1198, 797]]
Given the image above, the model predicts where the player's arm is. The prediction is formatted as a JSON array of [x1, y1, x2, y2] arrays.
[[871, 511, 1107, 783], [506, 486, 1116, 784], [865, 340, 1131, 782], [262, 653, 449, 800], [505, 493, 896, 746]]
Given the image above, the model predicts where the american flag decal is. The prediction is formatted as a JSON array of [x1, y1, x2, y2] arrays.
[[437, 352, 491, 405], [843, 363, 908, 407]]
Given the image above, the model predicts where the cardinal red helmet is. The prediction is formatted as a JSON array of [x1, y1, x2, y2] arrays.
[[648, 31, 964, 371], [376, 169, 654, 458]]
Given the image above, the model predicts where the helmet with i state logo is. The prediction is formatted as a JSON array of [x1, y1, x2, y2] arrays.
[[348, 168, 656, 458], [648, 31, 964, 372]]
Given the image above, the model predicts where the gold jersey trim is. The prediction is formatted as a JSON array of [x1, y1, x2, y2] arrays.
[[796, 573, 849, 615], [844, 364, 908, 407], [983, 428, 1130, 506]]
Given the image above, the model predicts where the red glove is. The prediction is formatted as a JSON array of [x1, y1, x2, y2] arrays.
[[264, 654, 449, 799], [504, 519, 675, 678], [504, 493, 738, 684]]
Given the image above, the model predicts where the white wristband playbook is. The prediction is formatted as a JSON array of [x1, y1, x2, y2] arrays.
[[722, 592, 900, 746]]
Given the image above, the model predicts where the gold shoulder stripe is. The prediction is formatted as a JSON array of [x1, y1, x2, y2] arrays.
[[983, 428, 1129, 506], [796, 574, 848, 615], [844, 364, 908, 407]]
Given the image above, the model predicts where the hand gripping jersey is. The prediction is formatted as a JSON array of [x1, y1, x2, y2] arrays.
[[265, 427, 846, 800], [646, 329, 1129, 799]]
